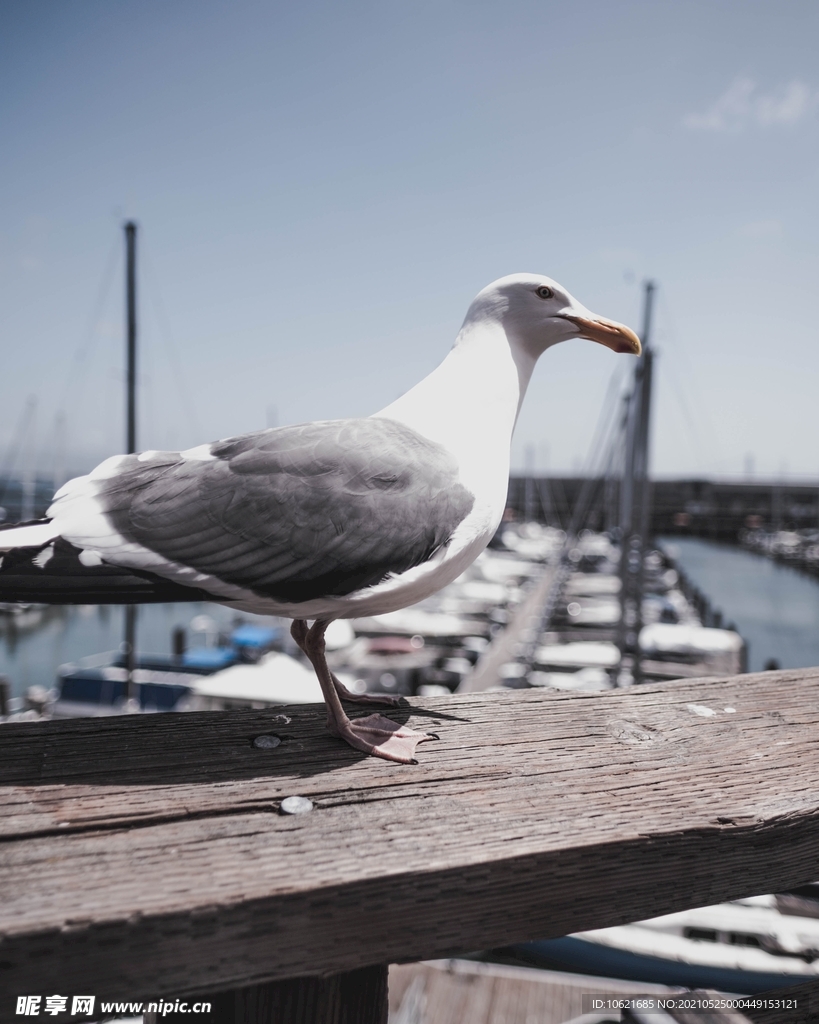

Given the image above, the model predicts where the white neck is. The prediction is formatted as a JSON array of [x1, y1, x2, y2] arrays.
[[372, 320, 537, 506]]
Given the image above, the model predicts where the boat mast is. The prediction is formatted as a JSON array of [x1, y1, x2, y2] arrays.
[[616, 280, 655, 686], [126, 222, 137, 455], [124, 221, 138, 703], [20, 398, 37, 523]]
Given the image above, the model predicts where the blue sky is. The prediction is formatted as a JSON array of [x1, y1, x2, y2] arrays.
[[2, 0, 819, 480]]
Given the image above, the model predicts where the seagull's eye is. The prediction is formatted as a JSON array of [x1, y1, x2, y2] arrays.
[[535, 286, 553, 299]]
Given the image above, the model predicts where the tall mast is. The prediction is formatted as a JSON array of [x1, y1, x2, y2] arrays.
[[124, 222, 138, 704], [616, 280, 655, 686], [20, 398, 37, 523], [125, 222, 137, 455]]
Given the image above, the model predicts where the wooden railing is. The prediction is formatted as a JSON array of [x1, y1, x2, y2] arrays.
[[2, 669, 819, 1023]]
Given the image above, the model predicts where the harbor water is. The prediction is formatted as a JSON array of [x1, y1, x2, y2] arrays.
[[0, 602, 261, 700], [661, 537, 819, 673]]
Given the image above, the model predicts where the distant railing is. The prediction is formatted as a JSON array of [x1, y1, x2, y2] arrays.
[[507, 474, 819, 541]]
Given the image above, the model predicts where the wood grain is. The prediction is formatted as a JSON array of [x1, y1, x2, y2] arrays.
[[742, 977, 819, 1024], [1, 669, 818, 1019]]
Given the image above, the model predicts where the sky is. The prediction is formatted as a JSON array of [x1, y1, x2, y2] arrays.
[[2, 0, 819, 482]]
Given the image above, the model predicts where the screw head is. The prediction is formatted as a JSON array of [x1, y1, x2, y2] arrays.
[[253, 735, 281, 749], [280, 796, 313, 815]]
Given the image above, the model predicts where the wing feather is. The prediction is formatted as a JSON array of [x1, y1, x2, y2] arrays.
[[96, 419, 474, 603]]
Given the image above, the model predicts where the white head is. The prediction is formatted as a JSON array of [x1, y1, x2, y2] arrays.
[[461, 273, 641, 359]]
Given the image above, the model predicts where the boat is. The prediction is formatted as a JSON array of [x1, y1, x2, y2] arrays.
[[500, 892, 819, 994], [182, 650, 323, 708], [51, 621, 285, 716]]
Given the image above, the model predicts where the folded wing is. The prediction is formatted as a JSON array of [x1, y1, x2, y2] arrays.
[[93, 418, 474, 604]]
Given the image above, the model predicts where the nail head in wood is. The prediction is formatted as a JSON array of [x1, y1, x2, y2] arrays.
[[280, 796, 314, 815], [253, 734, 282, 749]]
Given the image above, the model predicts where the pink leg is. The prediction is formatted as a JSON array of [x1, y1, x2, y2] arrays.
[[293, 618, 437, 764], [290, 619, 403, 707]]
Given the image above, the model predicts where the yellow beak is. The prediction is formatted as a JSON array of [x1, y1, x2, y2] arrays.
[[561, 314, 642, 356]]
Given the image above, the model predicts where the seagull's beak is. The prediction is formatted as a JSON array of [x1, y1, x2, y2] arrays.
[[560, 314, 642, 356]]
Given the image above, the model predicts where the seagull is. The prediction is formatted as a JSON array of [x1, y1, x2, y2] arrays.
[[0, 274, 639, 763]]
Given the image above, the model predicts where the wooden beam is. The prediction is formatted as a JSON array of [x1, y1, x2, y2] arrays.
[[1, 669, 819, 1015], [0, 537, 214, 604], [744, 977, 818, 1024]]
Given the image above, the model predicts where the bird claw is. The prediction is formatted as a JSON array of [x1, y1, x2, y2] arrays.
[[329, 713, 437, 764]]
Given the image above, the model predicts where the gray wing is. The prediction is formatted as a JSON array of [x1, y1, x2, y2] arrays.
[[97, 419, 474, 603]]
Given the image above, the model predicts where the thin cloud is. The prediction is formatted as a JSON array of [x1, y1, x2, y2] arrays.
[[684, 78, 819, 132], [739, 219, 783, 239]]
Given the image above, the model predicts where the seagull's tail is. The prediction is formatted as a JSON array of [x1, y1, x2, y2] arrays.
[[0, 521, 211, 605], [0, 518, 62, 551]]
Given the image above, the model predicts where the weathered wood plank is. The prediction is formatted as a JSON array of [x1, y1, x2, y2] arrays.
[[1, 669, 818, 1015], [743, 977, 819, 1024]]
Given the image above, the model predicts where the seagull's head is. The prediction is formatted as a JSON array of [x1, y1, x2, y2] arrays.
[[465, 274, 641, 359]]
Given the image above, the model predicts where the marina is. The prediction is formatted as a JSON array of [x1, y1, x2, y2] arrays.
[[6, 4, 819, 1020], [0, 257, 813, 1006], [0, 528, 758, 717], [1, 253, 814, 1009]]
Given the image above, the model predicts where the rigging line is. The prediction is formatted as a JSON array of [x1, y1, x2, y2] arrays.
[[535, 366, 631, 627], [656, 289, 726, 471], [33, 407, 70, 489], [536, 477, 560, 531], [0, 397, 36, 507], [528, 357, 631, 537], [586, 360, 632, 471], [664, 357, 711, 471], [46, 411, 67, 490], [597, 390, 631, 483], [141, 329, 158, 453], [528, 376, 631, 645], [563, 422, 619, 538], [572, 416, 626, 536], [533, 365, 631, 638], [565, 360, 632, 538], [141, 242, 204, 442], [571, 363, 637, 539], [53, 233, 122, 417], [550, 477, 570, 534]]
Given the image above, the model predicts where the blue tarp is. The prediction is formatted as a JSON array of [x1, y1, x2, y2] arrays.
[[231, 624, 280, 649]]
